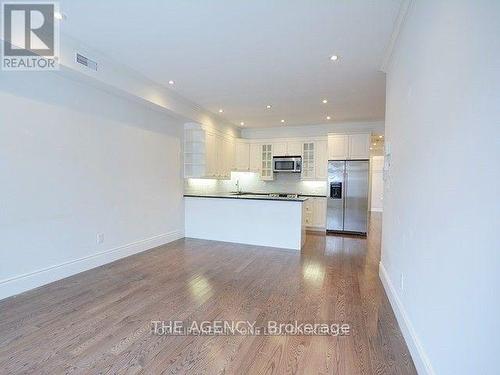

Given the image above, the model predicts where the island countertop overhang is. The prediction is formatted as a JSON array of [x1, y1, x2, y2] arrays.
[[183, 193, 308, 202]]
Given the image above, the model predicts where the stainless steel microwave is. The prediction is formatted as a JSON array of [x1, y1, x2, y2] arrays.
[[273, 156, 302, 173]]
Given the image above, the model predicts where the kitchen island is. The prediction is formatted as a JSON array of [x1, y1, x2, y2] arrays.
[[184, 194, 307, 250]]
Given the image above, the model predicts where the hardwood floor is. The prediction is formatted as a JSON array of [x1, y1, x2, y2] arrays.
[[0, 213, 416, 374]]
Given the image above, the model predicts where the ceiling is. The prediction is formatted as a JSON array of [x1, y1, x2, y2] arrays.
[[58, 0, 401, 128]]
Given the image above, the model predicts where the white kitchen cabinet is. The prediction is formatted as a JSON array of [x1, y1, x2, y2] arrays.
[[303, 199, 313, 227], [222, 137, 234, 179], [275, 141, 303, 157], [212, 134, 227, 179], [287, 141, 302, 156], [216, 135, 225, 178], [260, 144, 274, 180], [301, 142, 315, 180], [205, 132, 218, 177], [273, 142, 287, 157], [234, 139, 250, 171], [328, 134, 349, 160], [312, 197, 327, 228], [249, 143, 261, 172], [348, 134, 371, 159], [184, 124, 234, 179], [184, 126, 206, 178], [304, 197, 327, 230], [328, 133, 370, 160], [315, 140, 328, 180], [243, 137, 328, 180]]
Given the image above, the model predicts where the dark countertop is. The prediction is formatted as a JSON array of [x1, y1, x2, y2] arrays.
[[184, 193, 308, 202]]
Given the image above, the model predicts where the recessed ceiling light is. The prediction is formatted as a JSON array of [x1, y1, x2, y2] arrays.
[[168, 80, 175, 85], [240, 122, 245, 126], [218, 109, 224, 113], [266, 105, 272, 109], [330, 55, 339, 61], [372, 143, 377, 146], [322, 99, 328, 104], [280, 119, 285, 123], [379, 135, 383, 139], [326, 116, 331, 120]]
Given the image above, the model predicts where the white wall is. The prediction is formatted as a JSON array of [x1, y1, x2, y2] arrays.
[[370, 156, 384, 212], [0, 70, 185, 299], [380, 1, 499, 374], [241, 121, 384, 139]]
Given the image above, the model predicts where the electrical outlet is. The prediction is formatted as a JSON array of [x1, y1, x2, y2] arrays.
[[400, 273, 404, 291], [96, 233, 104, 244]]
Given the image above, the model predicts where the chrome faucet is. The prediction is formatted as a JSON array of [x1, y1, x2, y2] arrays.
[[235, 179, 241, 194]]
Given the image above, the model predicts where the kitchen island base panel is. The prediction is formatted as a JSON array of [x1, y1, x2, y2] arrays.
[[185, 197, 305, 250]]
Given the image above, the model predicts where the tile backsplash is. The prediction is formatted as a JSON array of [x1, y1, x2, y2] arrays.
[[185, 172, 327, 196]]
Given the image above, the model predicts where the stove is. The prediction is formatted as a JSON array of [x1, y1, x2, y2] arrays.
[[268, 193, 299, 199]]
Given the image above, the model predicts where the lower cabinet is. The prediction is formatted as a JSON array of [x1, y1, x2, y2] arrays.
[[303, 197, 327, 230]]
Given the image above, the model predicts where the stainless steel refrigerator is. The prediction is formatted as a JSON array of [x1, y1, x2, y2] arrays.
[[327, 160, 369, 235]]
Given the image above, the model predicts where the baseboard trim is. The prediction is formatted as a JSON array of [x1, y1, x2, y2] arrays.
[[379, 262, 435, 375], [0, 230, 183, 301]]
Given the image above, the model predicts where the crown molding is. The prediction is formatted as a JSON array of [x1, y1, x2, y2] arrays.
[[380, 0, 414, 73]]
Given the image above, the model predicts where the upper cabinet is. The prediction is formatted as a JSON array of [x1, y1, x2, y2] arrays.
[[302, 140, 328, 180], [348, 134, 371, 159], [184, 126, 207, 179], [328, 135, 349, 160], [222, 137, 234, 178], [287, 141, 303, 156], [234, 140, 250, 172], [315, 140, 328, 180], [184, 124, 234, 180], [328, 133, 370, 160], [205, 131, 218, 177], [261, 144, 274, 180], [272, 141, 302, 157], [185, 130, 367, 181], [272, 142, 287, 157], [229, 137, 334, 181], [301, 142, 315, 179], [249, 143, 261, 173]]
